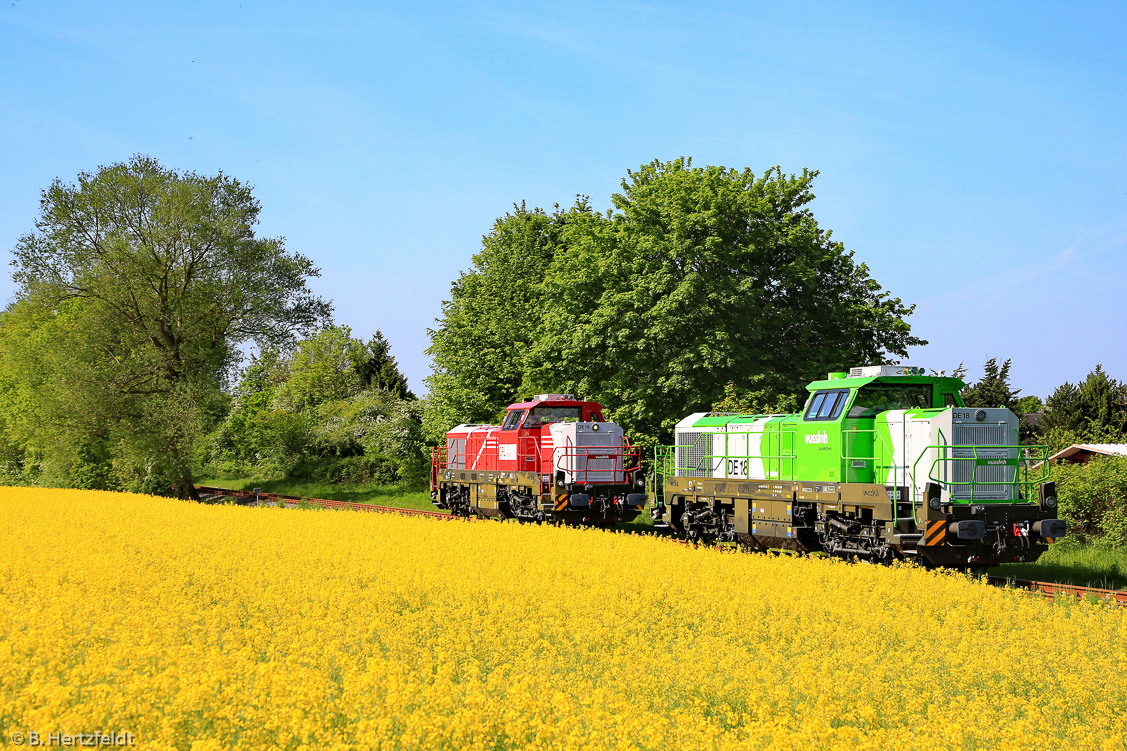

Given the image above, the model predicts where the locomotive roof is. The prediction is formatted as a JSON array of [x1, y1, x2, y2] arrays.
[[804, 374, 966, 392], [678, 374, 968, 429], [505, 396, 602, 410]]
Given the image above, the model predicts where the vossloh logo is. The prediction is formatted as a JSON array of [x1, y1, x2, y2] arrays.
[[804, 431, 829, 445]]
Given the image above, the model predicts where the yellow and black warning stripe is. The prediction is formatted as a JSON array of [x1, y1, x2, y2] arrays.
[[554, 493, 569, 511], [924, 519, 947, 546]]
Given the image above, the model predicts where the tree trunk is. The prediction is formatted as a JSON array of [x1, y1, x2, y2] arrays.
[[173, 474, 200, 501], [170, 449, 200, 501]]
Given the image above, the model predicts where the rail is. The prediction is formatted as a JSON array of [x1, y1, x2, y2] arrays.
[[429, 446, 448, 494], [431, 441, 639, 486], [195, 486, 453, 520], [984, 576, 1127, 605], [552, 445, 642, 476], [654, 427, 797, 505], [910, 444, 1050, 512]]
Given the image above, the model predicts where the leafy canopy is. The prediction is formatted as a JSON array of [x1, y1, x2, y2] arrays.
[[209, 325, 424, 485], [2, 155, 330, 496], [525, 159, 925, 446], [424, 201, 585, 442], [426, 159, 925, 447]]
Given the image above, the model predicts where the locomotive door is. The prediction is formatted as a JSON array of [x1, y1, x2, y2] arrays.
[[498, 409, 525, 472], [881, 410, 907, 491], [518, 434, 540, 474]]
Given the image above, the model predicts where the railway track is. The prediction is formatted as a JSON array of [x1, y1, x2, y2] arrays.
[[194, 485, 1127, 605], [194, 486, 453, 520], [983, 576, 1127, 605]]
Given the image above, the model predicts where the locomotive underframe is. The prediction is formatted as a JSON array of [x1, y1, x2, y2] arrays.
[[433, 468, 644, 525], [654, 475, 1057, 567]]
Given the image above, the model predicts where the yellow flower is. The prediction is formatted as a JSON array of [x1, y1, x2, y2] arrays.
[[1, 486, 1124, 750]]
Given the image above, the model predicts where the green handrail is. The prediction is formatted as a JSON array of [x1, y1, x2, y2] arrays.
[[910, 444, 1049, 517], [653, 428, 798, 506]]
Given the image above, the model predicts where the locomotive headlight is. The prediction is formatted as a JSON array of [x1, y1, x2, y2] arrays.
[[929, 497, 942, 510], [1039, 481, 1058, 512], [975, 410, 987, 422]]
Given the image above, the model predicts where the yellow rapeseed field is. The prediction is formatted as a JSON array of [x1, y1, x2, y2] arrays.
[[1, 488, 1126, 751]]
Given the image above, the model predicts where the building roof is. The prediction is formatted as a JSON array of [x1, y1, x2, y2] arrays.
[[1048, 443, 1127, 463]]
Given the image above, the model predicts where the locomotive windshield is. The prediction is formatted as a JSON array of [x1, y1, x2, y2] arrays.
[[525, 406, 582, 428], [501, 410, 526, 430], [847, 385, 933, 418], [804, 389, 849, 421]]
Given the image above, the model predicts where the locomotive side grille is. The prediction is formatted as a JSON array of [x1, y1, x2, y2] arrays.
[[951, 423, 1014, 500], [676, 431, 711, 478]]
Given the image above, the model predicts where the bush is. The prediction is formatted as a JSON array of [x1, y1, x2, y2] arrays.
[[369, 399, 428, 488], [314, 455, 399, 485], [1054, 455, 1127, 545]]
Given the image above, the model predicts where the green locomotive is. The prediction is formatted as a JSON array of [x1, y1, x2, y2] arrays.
[[652, 365, 1065, 567]]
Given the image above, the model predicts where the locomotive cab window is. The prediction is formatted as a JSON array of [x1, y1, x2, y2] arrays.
[[848, 385, 932, 418], [501, 410, 525, 430], [804, 389, 848, 421], [525, 406, 582, 428]]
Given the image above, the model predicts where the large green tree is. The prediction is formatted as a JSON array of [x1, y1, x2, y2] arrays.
[[3, 155, 329, 497], [423, 201, 588, 442], [523, 159, 925, 446]]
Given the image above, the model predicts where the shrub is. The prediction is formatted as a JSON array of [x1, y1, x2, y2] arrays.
[[1054, 455, 1127, 545], [314, 455, 399, 485]]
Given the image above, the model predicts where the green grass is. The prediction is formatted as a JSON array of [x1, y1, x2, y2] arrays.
[[985, 539, 1127, 590], [194, 474, 439, 512]]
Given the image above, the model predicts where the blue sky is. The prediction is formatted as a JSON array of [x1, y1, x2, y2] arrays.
[[2, 1, 1124, 399]]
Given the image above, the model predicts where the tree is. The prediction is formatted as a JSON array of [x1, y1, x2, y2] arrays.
[[1040, 365, 1127, 441], [208, 349, 289, 466], [523, 159, 925, 446], [0, 296, 127, 488], [1051, 455, 1127, 545], [272, 326, 365, 413], [207, 326, 424, 484], [710, 378, 800, 415], [5, 155, 330, 497], [1041, 382, 1085, 434], [961, 358, 1022, 410], [355, 330, 415, 400], [1078, 365, 1127, 434], [424, 201, 586, 442]]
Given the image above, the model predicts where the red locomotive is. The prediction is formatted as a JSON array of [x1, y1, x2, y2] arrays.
[[430, 394, 645, 523]]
